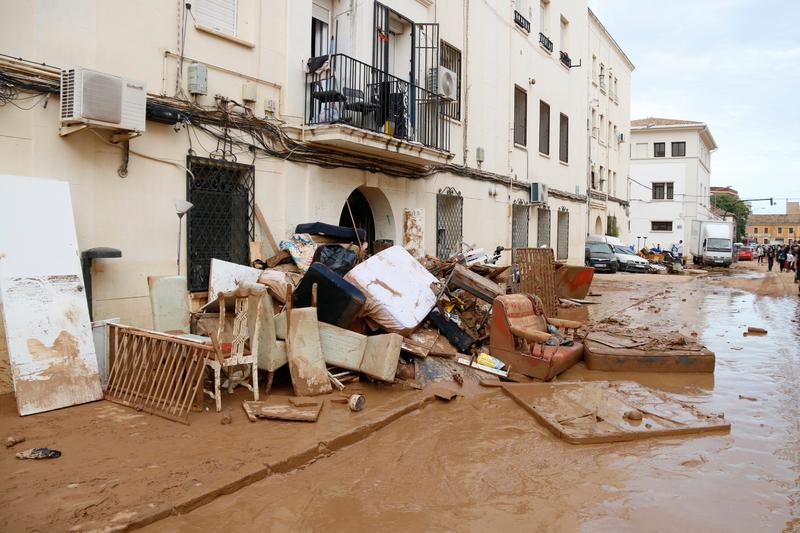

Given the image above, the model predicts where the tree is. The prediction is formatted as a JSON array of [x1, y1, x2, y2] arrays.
[[711, 193, 750, 241]]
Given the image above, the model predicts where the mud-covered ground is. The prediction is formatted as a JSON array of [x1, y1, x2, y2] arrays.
[[148, 261, 800, 532]]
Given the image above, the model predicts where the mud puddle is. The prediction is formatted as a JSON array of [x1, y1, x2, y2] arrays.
[[146, 278, 800, 532]]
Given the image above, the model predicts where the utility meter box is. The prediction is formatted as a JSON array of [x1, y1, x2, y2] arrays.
[[187, 62, 208, 95]]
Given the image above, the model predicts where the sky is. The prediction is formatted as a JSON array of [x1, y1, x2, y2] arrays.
[[588, 0, 800, 214]]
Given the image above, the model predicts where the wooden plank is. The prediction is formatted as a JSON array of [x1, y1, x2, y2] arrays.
[[286, 308, 332, 396], [361, 333, 402, 382], [249, 241, 266, 265], [254, 203, 279, 255], [501, 381, 730, 444], [0, 175, 102, 416], [245, 400, 323, 422], [449, 264, 504, 303], [401, 327, 439, 358]]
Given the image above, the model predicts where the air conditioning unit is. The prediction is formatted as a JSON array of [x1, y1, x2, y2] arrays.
[[530, 182, 548, 204], [427, 66, 458, 101], [60, 67, 146, 134], [618, 132, 625, 143]]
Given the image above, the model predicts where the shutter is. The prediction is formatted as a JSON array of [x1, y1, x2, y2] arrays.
[[537, 207, 551, 247], [195, 0, 236, 35]]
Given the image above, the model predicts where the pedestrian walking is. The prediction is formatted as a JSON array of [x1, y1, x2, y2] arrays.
[[778, 246, 788, 272], [677, 240, 684, 265], [766, 246, 775, 272], [756, 245, 764, 264], [787, 248, 795, 274]]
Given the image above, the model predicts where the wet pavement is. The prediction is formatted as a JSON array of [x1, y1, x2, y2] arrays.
[[145, 265, 800, 532]]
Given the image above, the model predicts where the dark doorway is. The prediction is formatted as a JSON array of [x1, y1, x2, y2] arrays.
[[339, 189, 375, 253]]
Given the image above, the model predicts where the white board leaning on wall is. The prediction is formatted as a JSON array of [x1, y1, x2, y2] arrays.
[[0, 175, 102, 416]]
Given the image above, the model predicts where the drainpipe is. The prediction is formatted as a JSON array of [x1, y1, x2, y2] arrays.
[[462, 0, 469, 166]]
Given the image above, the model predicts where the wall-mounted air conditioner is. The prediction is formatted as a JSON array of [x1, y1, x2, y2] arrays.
[[530, 182, 548, 204], [60, 67, 146, 134], [427, 66, 458, 101]]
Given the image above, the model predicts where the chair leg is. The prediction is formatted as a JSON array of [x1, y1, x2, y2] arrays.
[[215, 366, 222, 413], [252, 361, 259, 402], [265, 371, 274, 397]]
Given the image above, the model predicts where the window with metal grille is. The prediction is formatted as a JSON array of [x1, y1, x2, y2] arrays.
[[186, 156, 255, 292], [440, 41, 462, 120], [511, 203, 530, 250], [514, 86, 527, 146], [436, 187, 463, 258], [556, 209, 569, 259], [559, 113, 569, 163], [537, 207, 551, 247], [539, 100, 550, 155], [651, 221, 673, 232], [671, 141, 686, 157]]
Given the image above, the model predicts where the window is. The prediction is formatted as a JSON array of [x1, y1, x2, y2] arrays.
[[559, 16, 569, 52], [753, 227, 758, 234], [672, 142, 686, 157], [599, 114, 605, 142], [559, 113, 569, 163], [591, 108, 597, 137], [440, 42, 462, 120], [652, 182, 674, 200], [538, 100, 550, 154], [654, 142, 665, 157], [599, 63, 606, 90], [537, 207, 551, 247], [613, 125, 618, 146], [513, 87, 527, 146], [778, 227, 783, 234], [591, 54, 597, 81], [195, 0, 237, 35], [539, 0, 549, 34], [790, 227, 795, 234], [634, 142, 647, 158], [651, 221, 673, 232], [186, 156, 255, 292], [511, 203, 530, 250], [557, 209, 569, 259], [436, 187, 463, 258]]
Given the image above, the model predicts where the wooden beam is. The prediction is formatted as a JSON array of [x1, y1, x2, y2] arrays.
[[254, 203, 279, 255]]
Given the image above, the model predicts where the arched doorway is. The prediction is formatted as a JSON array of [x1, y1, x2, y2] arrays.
[[339, 189, 376, 253], [337, 185, 396, 255], [594, 216, 603, 235]]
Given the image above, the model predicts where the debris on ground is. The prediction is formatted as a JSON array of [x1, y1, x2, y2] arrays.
[[15, 447, 62, 460], [5, 436, 25, 448], [745, 326, 768, 335]]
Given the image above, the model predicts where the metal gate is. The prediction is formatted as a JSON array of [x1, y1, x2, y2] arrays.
[[436, 186, 463, 258], [186, 156, 255, 292], [511, 202, 530, 251], [557, 208, 570, 260], [537, 206, 551, 247]]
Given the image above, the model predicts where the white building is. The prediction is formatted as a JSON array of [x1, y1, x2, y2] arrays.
[[628, 117, 718, 250], [0, 0, 626, 333], [587, 9, 634, 243]]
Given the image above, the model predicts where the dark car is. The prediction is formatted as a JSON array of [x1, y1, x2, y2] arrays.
[[585, 242, 619, 273]]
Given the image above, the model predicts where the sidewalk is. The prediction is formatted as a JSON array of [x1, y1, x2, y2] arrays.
[[0, 382, 432, 531]]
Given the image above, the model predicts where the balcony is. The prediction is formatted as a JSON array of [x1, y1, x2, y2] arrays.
[[560, 51, 572, 68], [539, 32, 554, 53], [514, 11, 531, 33], [304, 54, 451, 164]]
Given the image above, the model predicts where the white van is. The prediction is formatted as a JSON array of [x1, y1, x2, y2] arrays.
[[586, 235, 649, 272]]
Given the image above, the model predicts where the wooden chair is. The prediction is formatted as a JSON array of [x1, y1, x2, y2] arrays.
[[489, 293, 584, 381], [205, 283, 266, 412]]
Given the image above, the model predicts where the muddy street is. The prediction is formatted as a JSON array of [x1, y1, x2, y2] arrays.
[[145, 263, 800, 532]]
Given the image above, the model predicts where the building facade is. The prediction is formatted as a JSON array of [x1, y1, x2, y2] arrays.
[[0, 0, 627, 328], [747, 202, 800, 245], [587, 9, 634, 242], [628, 117, 718, 250]]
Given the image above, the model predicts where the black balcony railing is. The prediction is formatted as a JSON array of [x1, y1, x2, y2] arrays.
[[305, 53, 450, 153], [539, 32, 553, 53], [560, 51, 572, 68], [514, 11, 531, 33]]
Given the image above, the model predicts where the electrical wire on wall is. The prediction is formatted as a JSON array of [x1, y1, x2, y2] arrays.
[[0, 59, 587, 201]]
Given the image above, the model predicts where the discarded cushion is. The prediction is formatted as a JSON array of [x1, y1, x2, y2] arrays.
[[295, 222, 366, 242], [344, 246, 438, 336], [312, 244, 358, 276], [293, 262, 366, 328]]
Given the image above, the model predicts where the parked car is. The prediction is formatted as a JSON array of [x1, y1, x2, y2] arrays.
[[585, 242, 619, 273], [737, 246, 753, 261], [612, 245, 649, 272]]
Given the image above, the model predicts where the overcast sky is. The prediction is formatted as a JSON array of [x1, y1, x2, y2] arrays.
[[588, 0, 800, 214]]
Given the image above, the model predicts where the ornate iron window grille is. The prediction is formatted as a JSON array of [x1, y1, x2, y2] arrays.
[[557, 208, 570, 260], [436, 186, 463, 259], [560, 51, 572, 68], [186, 156, 255, 292], [514, 10, 531, 33], [537, 206, 551, 248], [539, 32, 554, 53], [511, 201, 530, 251]]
